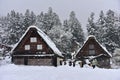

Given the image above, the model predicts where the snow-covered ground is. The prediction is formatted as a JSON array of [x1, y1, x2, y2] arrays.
[[0, 63, 120, 80]]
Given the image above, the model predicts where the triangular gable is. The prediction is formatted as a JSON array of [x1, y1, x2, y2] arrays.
[[76, 35, 112, 58], [11, 26, 63, 57]]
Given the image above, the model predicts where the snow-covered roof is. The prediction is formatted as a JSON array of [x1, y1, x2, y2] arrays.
[[11, 26, 63, 57], [76, 35, 112, 57], [100, 44, 112, 57]]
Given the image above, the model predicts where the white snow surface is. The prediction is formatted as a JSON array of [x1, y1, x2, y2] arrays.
[[0, 64, 120, 80], [11, 26, 63, 57]]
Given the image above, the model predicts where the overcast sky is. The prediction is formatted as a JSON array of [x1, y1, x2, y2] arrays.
[[0, 0, 120, 28]]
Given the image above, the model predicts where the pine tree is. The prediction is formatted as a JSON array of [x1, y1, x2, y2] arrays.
[[35, 12, 44, 30], [115, 14, 120, 48], [7, 10, 19, 45], [63, 20, 69, 32], [0, 14, 11, 44], [36, 7, 61, 33], [24, 9, 31, 28], [48, 25, 67, 52], [96, 11, 106, 44], [103, 10, 119, 53], [112, 48, 120, 68], [63, 11, 85, 54], [0, 17, 4, 43], [69, 11, 84, 49], [7, 11, 25, 45], [24, 9, 36, 28], [62, 20, 73, 54], [87, 12, 97, 36]]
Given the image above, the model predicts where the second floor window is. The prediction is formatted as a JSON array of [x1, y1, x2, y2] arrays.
[[89, 44, 94, 49], [89, 50, 95, 55], [25, 45, 30, 50], [37, 45, 42, 50], [89, 44, 95, 55], [30, 37, 37, 42]]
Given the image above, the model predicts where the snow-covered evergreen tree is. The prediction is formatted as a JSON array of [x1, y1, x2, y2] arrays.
[[48, 25, 66, 52], [87, 12, 97, 36], [115, 14, 120, 48], [112, 48, 120, 68], [0, 14, 11, 44], [103, 10, 119, 53], [0, 17, 4, 43], [35, 12, 44, 31], [95, 11, 106, 44], [24, 9, 36, 28], [69, 11, 84, 47], [4, 9, 36, 45], [7, 10, 19, 45], [6, 11, 25, 45], [36, 7, 61, 33], [63, 11, 84, 54]]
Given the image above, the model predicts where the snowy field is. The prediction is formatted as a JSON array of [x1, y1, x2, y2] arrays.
[[0, 64, 120, 80]]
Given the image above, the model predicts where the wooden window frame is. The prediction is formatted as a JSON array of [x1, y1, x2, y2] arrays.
[[89, 44, 94, 49], [25, 45, 30, 50], [30, 37, 37, 43], [37, 45, 42, 50], [89, 44, 95, 55]]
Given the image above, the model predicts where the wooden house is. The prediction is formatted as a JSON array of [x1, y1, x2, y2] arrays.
[[11, 26, 63, 66], [75, 35, 112, 68]]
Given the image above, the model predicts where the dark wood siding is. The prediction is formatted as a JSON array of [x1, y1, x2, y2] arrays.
[[13, 57, 24, 65], [12, 56, 54, 66], [28, 58, 53, 65]]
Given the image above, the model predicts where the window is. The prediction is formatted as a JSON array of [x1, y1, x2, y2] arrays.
[[89, 44, 94, 49], [30, 37, 37, 42], [89, 44, 95, 55], [37, 45, 42, 50], [25, 45, 30, 50], [89, 50, 95, 55]]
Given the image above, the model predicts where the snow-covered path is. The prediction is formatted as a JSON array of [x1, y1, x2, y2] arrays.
[[0, 64, 120, 80]]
